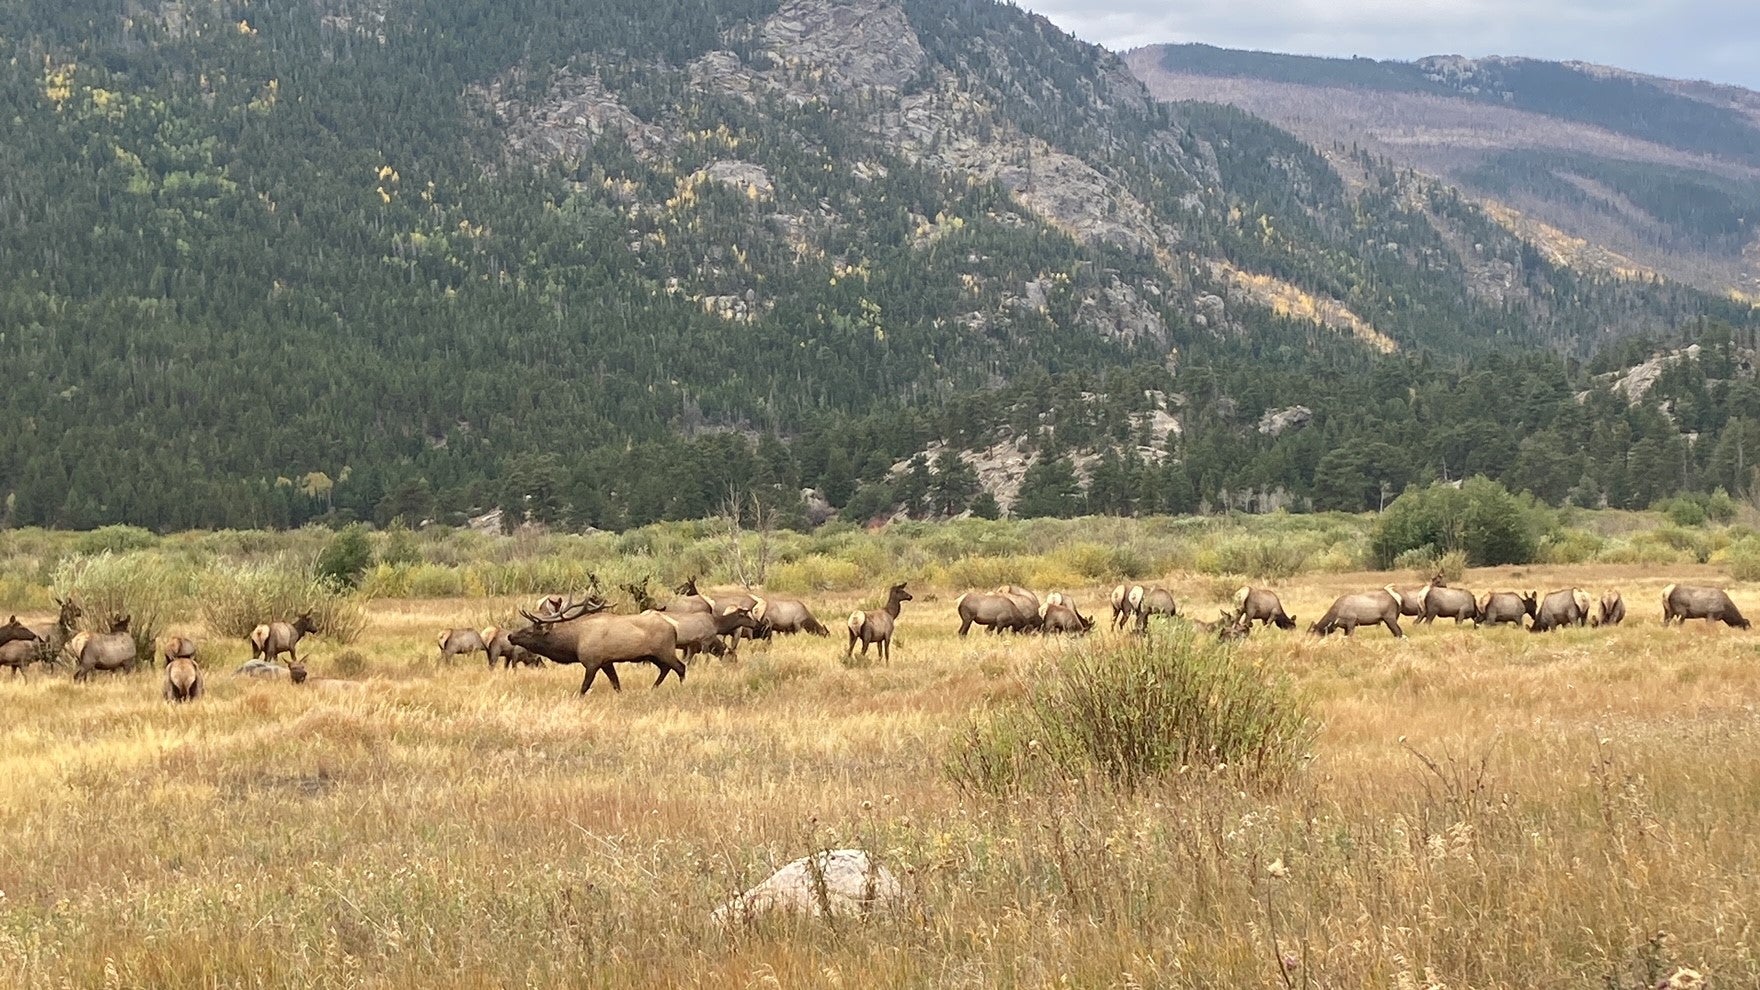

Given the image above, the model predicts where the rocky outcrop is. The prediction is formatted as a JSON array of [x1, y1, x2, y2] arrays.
[[471, 70, 662, 162], [711, 849, 904, 924], [1257, 405, 1314, 436]]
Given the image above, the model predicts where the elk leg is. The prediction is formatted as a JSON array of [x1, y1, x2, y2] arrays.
[[958, 618, 971, 637], [1385, 617, 1404, 639]]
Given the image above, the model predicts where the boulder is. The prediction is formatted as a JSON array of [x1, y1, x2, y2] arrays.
[[711, 849, 904, 924], [234, 659, 289, 679]]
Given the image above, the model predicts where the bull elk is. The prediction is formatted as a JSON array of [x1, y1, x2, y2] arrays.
[[509, 596, 684, 694], [1233, 587, 1296, 630], [250, 610, 320, 667], [1309, 590, 1404, 638], [1661, 584, 1751, 629], [847, 583, 911, 661], [74, 614, 139, 682]]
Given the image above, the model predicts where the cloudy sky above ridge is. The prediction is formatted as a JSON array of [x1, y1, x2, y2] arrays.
[[1018, 1, 1760, 90]]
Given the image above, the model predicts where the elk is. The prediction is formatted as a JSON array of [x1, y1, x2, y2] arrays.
[[987, 586, 1042, 632], [163, 654, 202, 703], [1134, 587, 1178, 633], [250, 610, 320, 667], [1530, 589, 1593, 632], [74, 614, 140, 682], [509, 597, 684, 694], [1040, 601, 1094, 635], [1193, 608, 1251, 641], [656, 604, 759, 663], [1475, 591, 1538, 628], [847, 583, 912, 661], [1594, 590, 1626, 627], [1419, 585, 1479, 625], [1309, 590, 1404, 638], [1110, 584, 1142, 630], [660, 577, 715, 615], [1661, 584, 1751, 629], [1387, 576, 1444, 619], [482, 626, 543, 668], [0, 616, 41, 677], [437, 627, 488, 663], [161, 636, 198, 666], [24, 598, 82, 668], [955, 591, 1033, 636], [751, 597, 829, 637], [1233, 587, 1296, 630]]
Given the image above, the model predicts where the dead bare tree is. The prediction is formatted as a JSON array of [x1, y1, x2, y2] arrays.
[[720, 488, 776, 588]]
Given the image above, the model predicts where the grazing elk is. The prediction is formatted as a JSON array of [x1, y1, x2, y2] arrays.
[[74, 614, 139, 682], [1661, 584, 1751, 629], [1530, 589, 1593, 632], [161, 636, 198, 666], [751, 597, 830, 638], [1110, 584, 1142, 631], [1475, 591, 1538, 628], [250, 610, 320, 667], [657, 604, 759, 664], [163, 654, 202, 703], [1309, 590, 1405, 638], [1419, 585, 1479, 625], [994, 586, 1043, 632], [1233, 587, 1296, 630], [847, 583, 912, 661], [437, 627, 488, 664], [955, 591, 1033, 636], [1595, 590, 1626, 627], [1134, 587, 1178, 633], [509, 597, 684, 694], [482, 626, 543, 668], [1040, 601, 1094, 635]]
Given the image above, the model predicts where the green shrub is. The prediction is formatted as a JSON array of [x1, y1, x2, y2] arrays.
[[1538, 530, 1605, 564], [945, 632, 1314, 797], [52, 552, 191, 664], [71, 525, 159, 556], [1723, 538, 1760, 581], [316, 524, 374, 589], [199, 560, 368, 645], [1371, 477, 1541, 568], [378, 524, 422, 567], [764, 555, 865, 593]]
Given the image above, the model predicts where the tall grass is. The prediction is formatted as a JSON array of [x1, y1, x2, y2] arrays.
[[50, 552, 192, 662], [198, 558, 368, 645], [947, 631, 1315, 797]]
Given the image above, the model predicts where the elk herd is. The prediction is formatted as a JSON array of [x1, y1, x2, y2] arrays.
[[0, 573, 1749, 703]]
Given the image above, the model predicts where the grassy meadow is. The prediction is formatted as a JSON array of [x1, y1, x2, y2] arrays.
[[1, 514, 1758, 987]]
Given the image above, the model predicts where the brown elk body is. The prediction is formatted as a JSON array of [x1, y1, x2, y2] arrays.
[[660, 577, 715, 616], [847, 583, 912, 661], [1420, 586, 1479, 625], [1111, 585, 1141, 630], [508, 599, 683, 694], [1595, 591, 1626, 627], [751, 597, 829, 637], [1530, 589, 1593, 632], [1475, 591, 1538, 628], [1041, 602, 1094, 635], [657, 605, 758, 663], [1193, 609, 1251, 641], [437, 627, 488, 663], [955, 592, 1033, 636], [251, 610, 319, 666], [0, 616, 41, 677], [74, 615, 139, 682], [994, 586, 1042, 632], [20, 598, 82, 670], [1310, 590, 1404, 638], [1661, 584, 1751, 629], [1135, 588, 1178, 632], [163, 656, 202, 702], [481, 626, 543, 668], [1233, 587, 1296, 630], [161, 636, 198, 666]]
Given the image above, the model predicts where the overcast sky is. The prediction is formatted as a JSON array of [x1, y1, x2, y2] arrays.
[[1019, 1, 1760, 91]]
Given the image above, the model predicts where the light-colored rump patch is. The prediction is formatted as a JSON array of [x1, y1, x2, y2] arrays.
[[1111, 584, 1127, 610], [1477, 592, 1492, 613], [1383, 586, 1404, 610], [1234, 586, 1251, 610], [847, 611, 866, 635], [1127, 586, 1145, 610], [751, 597, 768, 622], [1572, 588, 1593, 615], [954, 592, 969, 609]]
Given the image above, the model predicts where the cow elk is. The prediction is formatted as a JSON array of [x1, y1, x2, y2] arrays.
[[1041, 601, 1094, 635], [1134, 587, 1178, 633], [251, 610, 320, 667], [847, 583, 911, 661], [74, 614, 140, 682], [1475, 591, 1538, 628], [1530, 589, 1593, 632], [1110, 584, 1142, 630], [1661, 584, 1751, 629], [163, 655, 202, 703], [1233, 587, 1296, 630], [1419, 585, 1479, 625], [955, 591, 1033, 636], [437, 627, 488, 663], [1594, 590, 1625, 627], [1310, 590, 1404, 638]]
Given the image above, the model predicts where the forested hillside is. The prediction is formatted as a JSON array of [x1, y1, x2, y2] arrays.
[[0, 0, 1755, 532]]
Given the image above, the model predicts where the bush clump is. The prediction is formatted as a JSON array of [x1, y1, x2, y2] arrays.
[[52, 552, 191, 664], [199, 559, 368, 645], [946, 631, 1314, 797], [1371, 477, 1543, 568], [315, 524, 374, 589]]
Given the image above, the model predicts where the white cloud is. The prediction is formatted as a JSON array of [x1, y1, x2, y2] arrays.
[[1019, 0, 1760, 89]]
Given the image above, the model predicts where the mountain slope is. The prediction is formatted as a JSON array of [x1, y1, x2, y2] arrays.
[[0, 1, 1754, 530], [1126, 44, 1760, 299]]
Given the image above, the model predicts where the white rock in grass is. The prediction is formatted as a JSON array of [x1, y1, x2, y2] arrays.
[[712, 849, 903, 924]]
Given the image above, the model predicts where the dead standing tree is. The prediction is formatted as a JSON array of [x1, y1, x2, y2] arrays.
[[719, 489, 776, 589]]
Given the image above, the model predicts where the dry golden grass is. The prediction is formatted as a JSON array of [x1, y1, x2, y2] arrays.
[[3, 566, 1759, 988]]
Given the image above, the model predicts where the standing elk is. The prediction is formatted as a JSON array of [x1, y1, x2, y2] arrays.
[[250, 610, 320, 667], [1661, 584, 1751, 629], [1420, 585, 1479, 625], [509, 597, 684, 694], [1134, 587, 1178, 633], [1110, 585, 1142, 630], [482, 626, 543, 668], [161, 636, 198, 666], [163, 653, 202, 702], [661, 577, 715, 616], [1475, 591, 1538, 628], [22, 598, 82, 669], [1594, 590, 1626, 627], [994, 586, 1043, 632], [955, 591, 1033, 636], [437, 627, 488, 664], [656, 604, 760, 664], [1530, 589, 1594, 632], [750, 597, 829, 638], [1309, 590, 1405, 638], [847, 583, 912, 662], [1233, 587, 1296, 630], [0, 616, 41, 677], [74, 614, 139, 682]]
